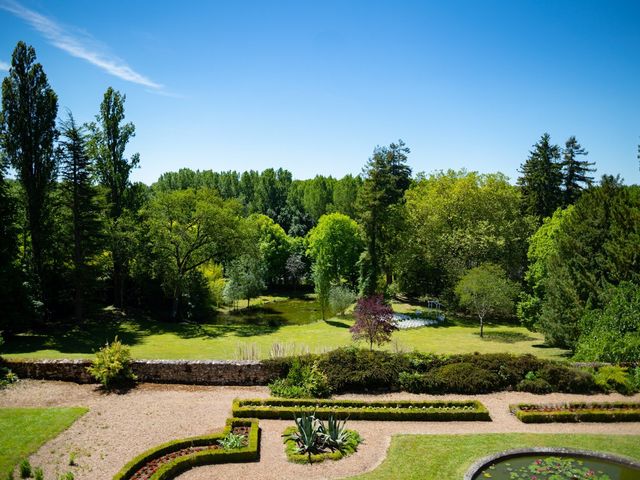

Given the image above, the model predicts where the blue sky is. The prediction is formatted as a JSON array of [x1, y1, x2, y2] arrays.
[[1, 0, 639, 185]]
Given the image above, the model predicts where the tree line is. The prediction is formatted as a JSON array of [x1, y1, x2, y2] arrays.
[[1, 41, 638, 362]]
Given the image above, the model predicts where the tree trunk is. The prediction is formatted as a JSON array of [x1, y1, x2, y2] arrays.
[[479, 315, 484, 338]]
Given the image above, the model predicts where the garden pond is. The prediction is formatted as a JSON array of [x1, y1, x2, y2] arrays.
[[215, 296, 323, 326], [473, 454, 640, 480]]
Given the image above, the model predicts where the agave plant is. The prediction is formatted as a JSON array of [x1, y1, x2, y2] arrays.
[[320, 415, 351, 452], [283, 411, 326, 463]]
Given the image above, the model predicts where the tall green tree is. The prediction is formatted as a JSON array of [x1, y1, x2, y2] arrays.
[[307, 212, 364, 288], [0, 128, 23, 333], [87, 87, 140, 307], [249, 214, 292, 286], [455, 264, 519, 338], [537, 177, 640, 349], [401, 170, 532, 298], [357, 140, 412, 295], [147, 188, 243, 319], [517, 133, 563, 219], [224, 254, 266, 309], [562, 136, 594, 206], [59, 112, 102, 320], [1, 41, 59, 315]]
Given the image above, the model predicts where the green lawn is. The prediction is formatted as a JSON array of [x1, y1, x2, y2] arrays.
[[1, 297, 568, 360], [0, 407, 88, 477], [348, 433, 640, 480]]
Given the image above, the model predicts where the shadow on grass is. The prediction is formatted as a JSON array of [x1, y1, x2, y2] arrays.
[[323, 319, 351, 329], [475, 331, 537, 343]]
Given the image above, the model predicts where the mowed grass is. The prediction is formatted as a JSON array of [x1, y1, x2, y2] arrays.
[[0, 407, 88, 477], [2, 297, 568, 360], [348, 433, 640, 480]]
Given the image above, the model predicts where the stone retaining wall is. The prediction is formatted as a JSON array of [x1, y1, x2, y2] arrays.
[[1, 359, 281, 385]]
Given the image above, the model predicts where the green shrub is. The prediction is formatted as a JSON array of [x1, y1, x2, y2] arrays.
[[19, 459, 31, 479], [594, 365, 636, 395], [328, 286, 356, 316], [456, 353, 543, 388], [317, 347, 410, 392], [516, 378, 553, 394], [405, 351, 446, 373], [58, 473, 74, 480], [233, 398, 491, 421], [421, 362, 500, 394], [86, 337, 137, 390], [33, 468, 43, 480], [398, 371, 431, 393], [536, 363, 597, 393], [632, 367, 640, 391], [268, 359, 331, 398], [511, 402, 640, 423], [217, 432, 246, 450]]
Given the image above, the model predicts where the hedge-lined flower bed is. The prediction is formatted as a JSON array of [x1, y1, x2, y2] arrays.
[[282, 426, 361, 464], [232, 398, 491, 421], [112, 418, 259, 480], [510, 402, 640, 423]]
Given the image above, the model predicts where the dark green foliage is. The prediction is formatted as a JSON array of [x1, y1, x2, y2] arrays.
[[59, 112, 102, 321], [357, 140, 412, 294], [316, 347, 410, 392], [87, 87, 139, 307], [421, 362, 500, 394], [516, 378, 553, 394], [517, 133, 563, 219], [18, 460, 30, 479], [574, 282, 640, 362], [562, 136, 595, 205], [536, 363, 597, 393], [537, 178, 640, 349], [1, 41, 59, 317]]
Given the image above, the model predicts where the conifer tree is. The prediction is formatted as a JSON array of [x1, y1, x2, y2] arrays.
[[60, 112, 102, 320], [357, 140, 411, 295], [517, 133, 563, 219], [562, 136, 595, 205]]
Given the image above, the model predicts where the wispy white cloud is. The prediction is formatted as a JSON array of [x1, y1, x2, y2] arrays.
[[0, 60, 10, 71], [0, 0, 164, 91]]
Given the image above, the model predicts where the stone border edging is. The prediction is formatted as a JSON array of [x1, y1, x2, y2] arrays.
[[463, 447, 640, 480]]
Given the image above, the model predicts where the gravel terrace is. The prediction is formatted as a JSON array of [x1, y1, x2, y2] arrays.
[[1, 380, 639, 480]]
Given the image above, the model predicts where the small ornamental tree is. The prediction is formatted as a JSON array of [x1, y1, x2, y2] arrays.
[[455, 264, 518, 338], [350, 295, 397, 350]]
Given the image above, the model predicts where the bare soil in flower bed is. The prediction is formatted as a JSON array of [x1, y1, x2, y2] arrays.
[[130, 426, 249, 480]]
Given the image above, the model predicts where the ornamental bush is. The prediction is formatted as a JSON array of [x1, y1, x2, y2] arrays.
[[87, 337, 137, 390]]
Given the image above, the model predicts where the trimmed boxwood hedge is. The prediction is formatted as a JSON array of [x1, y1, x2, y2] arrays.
[[232, 398, 491, 421], [112, 418, 259, 480], [510, 402, 640, 423], [282, 426, 361, 464]]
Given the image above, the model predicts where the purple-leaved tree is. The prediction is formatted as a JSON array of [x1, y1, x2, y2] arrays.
[[350, 295, 397, 351]]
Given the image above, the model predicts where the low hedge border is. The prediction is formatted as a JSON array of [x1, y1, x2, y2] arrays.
[[282, 426, 361, 464], [510, 402, 640, 423], [112, 418, 259, 480], [232, 398, 491, 421]]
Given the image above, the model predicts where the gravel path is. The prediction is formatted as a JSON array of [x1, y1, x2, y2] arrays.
[[1, 380, 639, 480]]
